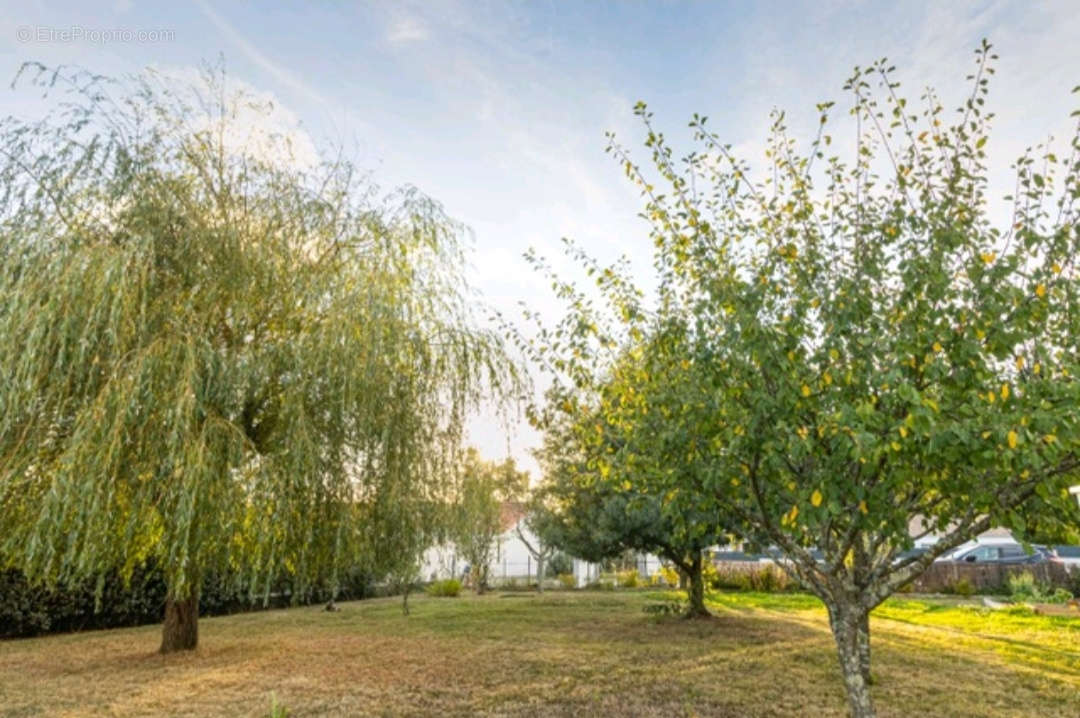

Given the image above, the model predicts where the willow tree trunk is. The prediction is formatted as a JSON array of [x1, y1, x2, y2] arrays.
[[685, 552, 711, 619], [827, 602, 875, 718], [160, 588, 200, 653]]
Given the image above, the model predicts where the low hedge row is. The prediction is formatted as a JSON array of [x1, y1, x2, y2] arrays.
[[0, 564, 377, 638]]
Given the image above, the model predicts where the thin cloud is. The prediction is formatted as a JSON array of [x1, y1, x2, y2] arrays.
[[193, 0, 331, 111], [386, 17, 429, 45]]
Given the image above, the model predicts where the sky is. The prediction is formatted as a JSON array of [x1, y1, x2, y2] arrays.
[[1, 1, 1078, 476]]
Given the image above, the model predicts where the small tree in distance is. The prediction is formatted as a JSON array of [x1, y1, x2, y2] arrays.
[[450, 449, 528, 593], [524, 42, 1080, 717], [513, 493, 557, 593]]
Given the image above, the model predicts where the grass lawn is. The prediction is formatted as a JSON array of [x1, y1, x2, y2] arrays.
[[1, 590, 1078, 717]]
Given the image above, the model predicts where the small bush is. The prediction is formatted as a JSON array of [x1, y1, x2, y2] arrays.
[[657, 566, 680, 587], [748, 565, 789, 593], [1008, 572, 1039, 601], [1008, 571, 1073, 604], [557, 573, 576, 589], [707, 563, 793, 593], [547, 552, 573, 577], [617, 569, 640, 588], [642, 599, 686, 617], [947, 578, 975, 597], [425, 579, 462, 597], [701, 561, 718, 587], [585, 579, 615, 591]]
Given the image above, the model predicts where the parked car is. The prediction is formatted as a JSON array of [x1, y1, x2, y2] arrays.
[[945, 542, 1058, 565], [1052, 545, 1080, 568], [893, 546, 929, 565]]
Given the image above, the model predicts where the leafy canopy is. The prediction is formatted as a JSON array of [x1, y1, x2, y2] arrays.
[[0, 63, 516, 599], [525, 41, 1080, 715]]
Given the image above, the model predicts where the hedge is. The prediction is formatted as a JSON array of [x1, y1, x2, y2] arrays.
[[0, 564, 377, 638]]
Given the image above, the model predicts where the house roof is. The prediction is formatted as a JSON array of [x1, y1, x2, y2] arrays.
[[499, 501, 526, 533], [1054, 545, 1080, 558]]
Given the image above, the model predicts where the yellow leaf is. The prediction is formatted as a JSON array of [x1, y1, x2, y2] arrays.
[[787, 481, 797, 491], [1015, 356, 1025, 370], [891, 441, 901, 451], [932, 341, 943, 353], [1000, 384, 1010, 400], [899, 426, 908, 438], [811, 490, 823, 507], [823, 371, 832, 385], [801, 384, 811, 397], [730, 478, 740, 487], [1044, 434, 1057, 444], [1007, 430, 1018, 449], [858, 500, 868, 514], [980, 252, 996, 264], [621, 480, 632, 491], [1052, 262, 1062, 274], [1036, 283, 1047, 298], [1034, 363, 1042, 375], [981, 431, 991, 439]]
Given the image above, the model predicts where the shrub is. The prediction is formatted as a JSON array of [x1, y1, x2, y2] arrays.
[[707, 563, 794, 593], [1008, 572, 1040, 602], [557, 573, 576, 589], [425, 579, 462, 597], [947, 578, 975, 597], [657, 566, 680, 587], [1008, 571, 1072, 604], [701, 561, 718, 588], [709, 564, 749, 591], [642, 599, 686, 617], [748, 565, 789, 593], [617, 569, 640, 588], [547, 552, 573, 577]]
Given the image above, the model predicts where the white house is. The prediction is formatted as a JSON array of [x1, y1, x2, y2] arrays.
[[422, 501, 666, 587], [421, 502, 550, 584], [571, 553, 663, 588]]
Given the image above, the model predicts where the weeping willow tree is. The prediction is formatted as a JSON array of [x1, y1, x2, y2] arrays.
[[0, 63, 516, 652]]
